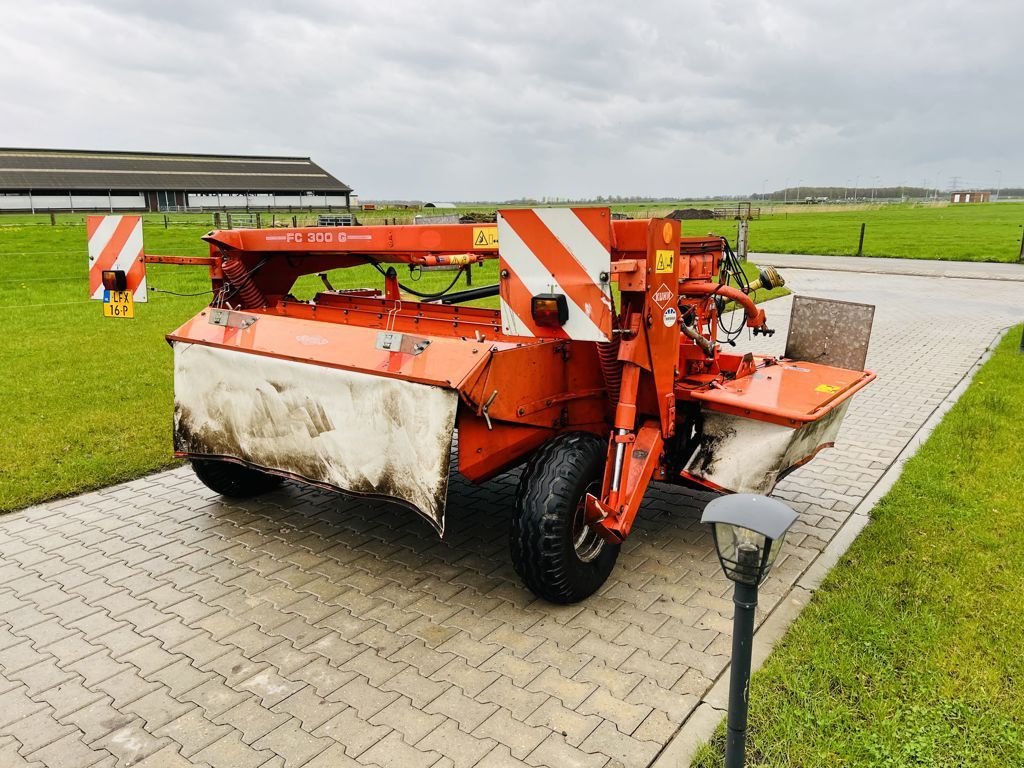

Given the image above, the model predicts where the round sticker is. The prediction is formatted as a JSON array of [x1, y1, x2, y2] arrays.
[[663, 307, 678, 327]]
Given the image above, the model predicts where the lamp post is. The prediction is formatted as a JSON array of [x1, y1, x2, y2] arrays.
[[701, 494, 798, 768]]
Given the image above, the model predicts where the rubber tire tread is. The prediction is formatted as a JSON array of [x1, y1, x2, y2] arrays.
[[511, 432, 620, 604], [191, 458, 284, 498]]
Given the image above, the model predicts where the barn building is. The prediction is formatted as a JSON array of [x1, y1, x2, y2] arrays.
[[950, 190, 990, 204], [0, 148, 352, 212]]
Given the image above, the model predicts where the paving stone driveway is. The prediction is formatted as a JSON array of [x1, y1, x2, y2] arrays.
[[1, 265, 1021, 768]]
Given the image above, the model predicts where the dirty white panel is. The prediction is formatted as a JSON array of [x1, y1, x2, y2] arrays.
[[173, 343, 458, 535], [684, 402, 850, 494]]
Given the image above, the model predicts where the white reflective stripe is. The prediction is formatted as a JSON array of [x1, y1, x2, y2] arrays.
[[498, 217, 607, 341], [532, 208, 609, 276], [87, 215, 122, 260], [499, 297, 535, 337]]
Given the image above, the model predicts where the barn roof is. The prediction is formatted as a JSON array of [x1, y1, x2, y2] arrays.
[[0, 148, 352, 193]]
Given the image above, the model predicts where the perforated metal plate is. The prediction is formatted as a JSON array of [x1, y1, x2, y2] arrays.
[[785, 296, 875, 371], [782, 296, 872, 370]]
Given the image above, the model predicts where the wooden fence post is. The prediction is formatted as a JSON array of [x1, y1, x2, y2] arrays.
[[856, 223, 866, 256]]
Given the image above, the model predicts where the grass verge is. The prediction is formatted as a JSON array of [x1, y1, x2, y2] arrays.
[[692, 325, 1024, 768]]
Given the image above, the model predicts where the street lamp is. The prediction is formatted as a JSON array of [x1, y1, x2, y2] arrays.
[[701, 494, 798, 768]]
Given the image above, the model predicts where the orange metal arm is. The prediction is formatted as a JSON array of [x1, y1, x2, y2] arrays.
[[143, 254, 217, 266], [202, 224, 499, 262]]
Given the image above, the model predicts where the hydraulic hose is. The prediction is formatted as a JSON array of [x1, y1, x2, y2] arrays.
[[683, 282, 767, 330]]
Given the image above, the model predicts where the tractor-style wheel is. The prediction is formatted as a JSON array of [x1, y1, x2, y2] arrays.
[[190, 458, 284, 498], [511, 432, 620, 604]]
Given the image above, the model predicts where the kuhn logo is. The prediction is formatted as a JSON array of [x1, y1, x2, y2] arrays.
[[652, 284, 673, 307]]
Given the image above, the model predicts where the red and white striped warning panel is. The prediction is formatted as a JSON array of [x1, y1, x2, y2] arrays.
[[497, 208, 612, 341], [87, 215, 147, 302]]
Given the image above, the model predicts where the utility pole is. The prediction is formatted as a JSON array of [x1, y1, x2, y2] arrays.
[[995, 170, 1002, 201], [853, 175, 860, 202]]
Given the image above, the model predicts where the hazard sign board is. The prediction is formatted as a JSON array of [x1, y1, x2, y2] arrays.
[[88, 215, 147, 307]]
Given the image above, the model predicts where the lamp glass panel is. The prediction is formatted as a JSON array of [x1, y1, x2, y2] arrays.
[[761, 531, 788, 580], [713, 524, 766, 585]]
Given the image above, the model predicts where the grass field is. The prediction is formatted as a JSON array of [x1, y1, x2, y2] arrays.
[[746, 202, 1024, 262], [692, 326, 1024, 767], [0, 213, 782, 512]]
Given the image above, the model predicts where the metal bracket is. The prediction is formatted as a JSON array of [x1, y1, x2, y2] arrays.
[[209, 309, 257, 329], [375, 331, 432, 356], [481, 390, 499, 430]]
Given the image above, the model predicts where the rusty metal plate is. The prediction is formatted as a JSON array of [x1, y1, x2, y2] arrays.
[[784, 296, 875, 371]]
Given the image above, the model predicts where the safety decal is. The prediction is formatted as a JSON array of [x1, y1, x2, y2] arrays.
[[472, 227, 499, 249], [655, 249, 675, 274]]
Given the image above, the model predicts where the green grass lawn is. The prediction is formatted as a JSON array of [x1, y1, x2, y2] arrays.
[[0, 213, 781, 512], [745, 202, 1024, 262], [692, 326, 1024, 768]]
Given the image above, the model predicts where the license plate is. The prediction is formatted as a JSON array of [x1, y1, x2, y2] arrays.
[[103, 289, 135, 318]]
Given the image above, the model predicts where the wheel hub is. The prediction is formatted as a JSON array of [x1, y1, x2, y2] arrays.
[[572, 481, 605, 563]]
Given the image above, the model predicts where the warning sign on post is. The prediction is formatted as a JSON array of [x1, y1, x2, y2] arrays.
[[88, 215, 147, 311]]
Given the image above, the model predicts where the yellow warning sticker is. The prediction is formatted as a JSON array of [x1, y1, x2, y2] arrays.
[[472, 227, 499, 249], [815, 384, 842, 394], [655, 249, 675, 273]]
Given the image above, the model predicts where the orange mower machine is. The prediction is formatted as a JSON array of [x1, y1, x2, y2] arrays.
[[146, 208, 874, 603]]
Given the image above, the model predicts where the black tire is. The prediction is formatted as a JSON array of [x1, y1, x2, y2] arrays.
[[190, 458, 284, 498], [511, 432, 620, 604]]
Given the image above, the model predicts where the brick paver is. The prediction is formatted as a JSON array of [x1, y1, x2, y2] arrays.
[[1, 267, 1021, 767]]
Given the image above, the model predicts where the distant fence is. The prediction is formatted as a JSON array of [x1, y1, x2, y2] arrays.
[[317, 214, 356, 227], [713, 204, 761, 220]]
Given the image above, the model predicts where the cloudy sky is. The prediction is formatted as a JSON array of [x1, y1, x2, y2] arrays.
[[0, 0, 1019, 200]]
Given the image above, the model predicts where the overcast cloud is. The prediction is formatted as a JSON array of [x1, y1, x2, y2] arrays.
[[0, 0, 1019, 200]]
